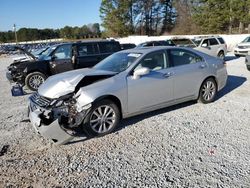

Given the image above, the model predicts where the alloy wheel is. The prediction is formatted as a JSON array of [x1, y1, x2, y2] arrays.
[[201, 81, 216, 101], [29, 75, 45, 89], [90, 105, 116, 133]]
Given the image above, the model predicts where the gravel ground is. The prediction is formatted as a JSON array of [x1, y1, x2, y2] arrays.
[[0, 54, 250, 187]]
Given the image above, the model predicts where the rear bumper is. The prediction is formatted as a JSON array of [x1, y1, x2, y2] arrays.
[[28, 100, 74, 145], [217, 67, 228, 91]]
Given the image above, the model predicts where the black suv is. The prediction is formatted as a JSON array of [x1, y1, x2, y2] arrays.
[[6, 40, 121, 91], [136, 40, 175, 47]]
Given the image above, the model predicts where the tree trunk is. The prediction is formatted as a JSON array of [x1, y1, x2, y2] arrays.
[[239, 22, 244, 34]]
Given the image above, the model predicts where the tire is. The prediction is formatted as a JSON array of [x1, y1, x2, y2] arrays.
[[235, 54, 240, 58], [198, 78, 217, 104], [217, 51, 225, 59], [25, 72, 46, 91], [83, 99, 121, 137], [247, 65, 250, 71]]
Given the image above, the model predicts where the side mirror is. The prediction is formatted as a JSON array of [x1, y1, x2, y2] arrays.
[[201, 43, 208, 47], [133, 67, 150, 79]]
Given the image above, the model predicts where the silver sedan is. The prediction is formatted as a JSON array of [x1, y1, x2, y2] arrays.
[[28, 47, 227, 144]]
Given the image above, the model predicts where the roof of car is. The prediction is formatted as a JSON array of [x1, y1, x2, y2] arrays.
[[121, 46, 176, 54]]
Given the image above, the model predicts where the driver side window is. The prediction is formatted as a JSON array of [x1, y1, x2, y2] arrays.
[[202, 39, 209, 46], [53, 44, 72, 60], [134, 52, 168, 71]]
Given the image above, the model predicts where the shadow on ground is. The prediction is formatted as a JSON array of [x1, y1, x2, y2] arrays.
[[225, 55, 240, 62], [217, 75, 247, 99]]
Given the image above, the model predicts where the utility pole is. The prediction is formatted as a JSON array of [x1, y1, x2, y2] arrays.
[[13, 24, 18, 44]]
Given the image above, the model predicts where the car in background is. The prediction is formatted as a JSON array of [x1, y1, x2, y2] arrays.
[[172, 38, 197, 48], [234, 36, 250, 57], [172, 36, 227, 59], [28, 46, 227, 144], [120, 43, 136, 50], [6, 40, 121, 91], [137, 40, 175, 48], [245, 55, 250, 71]]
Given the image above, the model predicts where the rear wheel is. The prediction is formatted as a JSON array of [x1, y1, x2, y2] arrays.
[[217, 51, 225, 59], [83, 99, 120, 137], [198, 78, 217, 104], [25, 72, 46, 91]]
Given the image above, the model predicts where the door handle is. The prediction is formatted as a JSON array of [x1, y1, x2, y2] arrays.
[[163, 72, 173, 78]]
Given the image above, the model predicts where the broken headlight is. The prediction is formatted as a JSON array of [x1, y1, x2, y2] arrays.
[[49, 93, 92, 128]]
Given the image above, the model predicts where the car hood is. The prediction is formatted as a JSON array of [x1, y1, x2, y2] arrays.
[[13, 46, 36, 60], [237, 42, 250, 47], [38, 68, 116, 99]]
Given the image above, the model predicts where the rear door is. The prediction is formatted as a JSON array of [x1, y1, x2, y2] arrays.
[[76, 43, 100, 68], [49, 44, 73, 74], [168, 48, 207, 100]]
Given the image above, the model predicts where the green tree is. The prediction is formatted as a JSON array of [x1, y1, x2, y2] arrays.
[[100, 0, 134, 37]]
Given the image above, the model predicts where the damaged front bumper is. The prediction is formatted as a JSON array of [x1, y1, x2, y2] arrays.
[[28, 95, 91, 145], [28, 105, 74, 145]]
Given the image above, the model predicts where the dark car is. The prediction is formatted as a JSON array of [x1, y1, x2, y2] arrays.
[[120, 43, 136, 50], [6, 40, 121, 91], [136, 40, 175, 48]]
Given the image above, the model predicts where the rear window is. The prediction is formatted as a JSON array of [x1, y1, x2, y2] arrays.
[[99, 42, 121, 53], [209, 38, 219, 46], [217, 37, 225, 44]]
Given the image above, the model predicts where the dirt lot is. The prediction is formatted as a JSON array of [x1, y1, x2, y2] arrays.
[[0, 54, 250, 187]]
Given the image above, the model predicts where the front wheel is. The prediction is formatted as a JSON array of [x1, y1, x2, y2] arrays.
[[198, 78, 217, 104], [83, 99, 121, 137], [25, 72, 46, 91]]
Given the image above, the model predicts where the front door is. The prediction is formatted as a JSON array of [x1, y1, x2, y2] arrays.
[[127, 51, 174, 114], [50, 44, 73, 74]]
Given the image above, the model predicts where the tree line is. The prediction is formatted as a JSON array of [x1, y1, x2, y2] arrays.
[[100, 0, 250, 36], [1, 0, 250, 43], [0, 23, 101, 43]]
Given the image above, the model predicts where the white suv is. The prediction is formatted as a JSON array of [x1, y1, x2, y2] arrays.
[[234, 36, 250, 57], [192, 36, 227, 59], [172, 36, 227, 59]]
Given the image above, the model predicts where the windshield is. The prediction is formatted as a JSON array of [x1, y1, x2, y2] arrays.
[[242, 37, 250, 43], [94, 52, 142, 73], [192, 39, 202, 46], [172, 39, 197, 47], [38, 46, 57, 60], [31, 47, 47, 56]]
